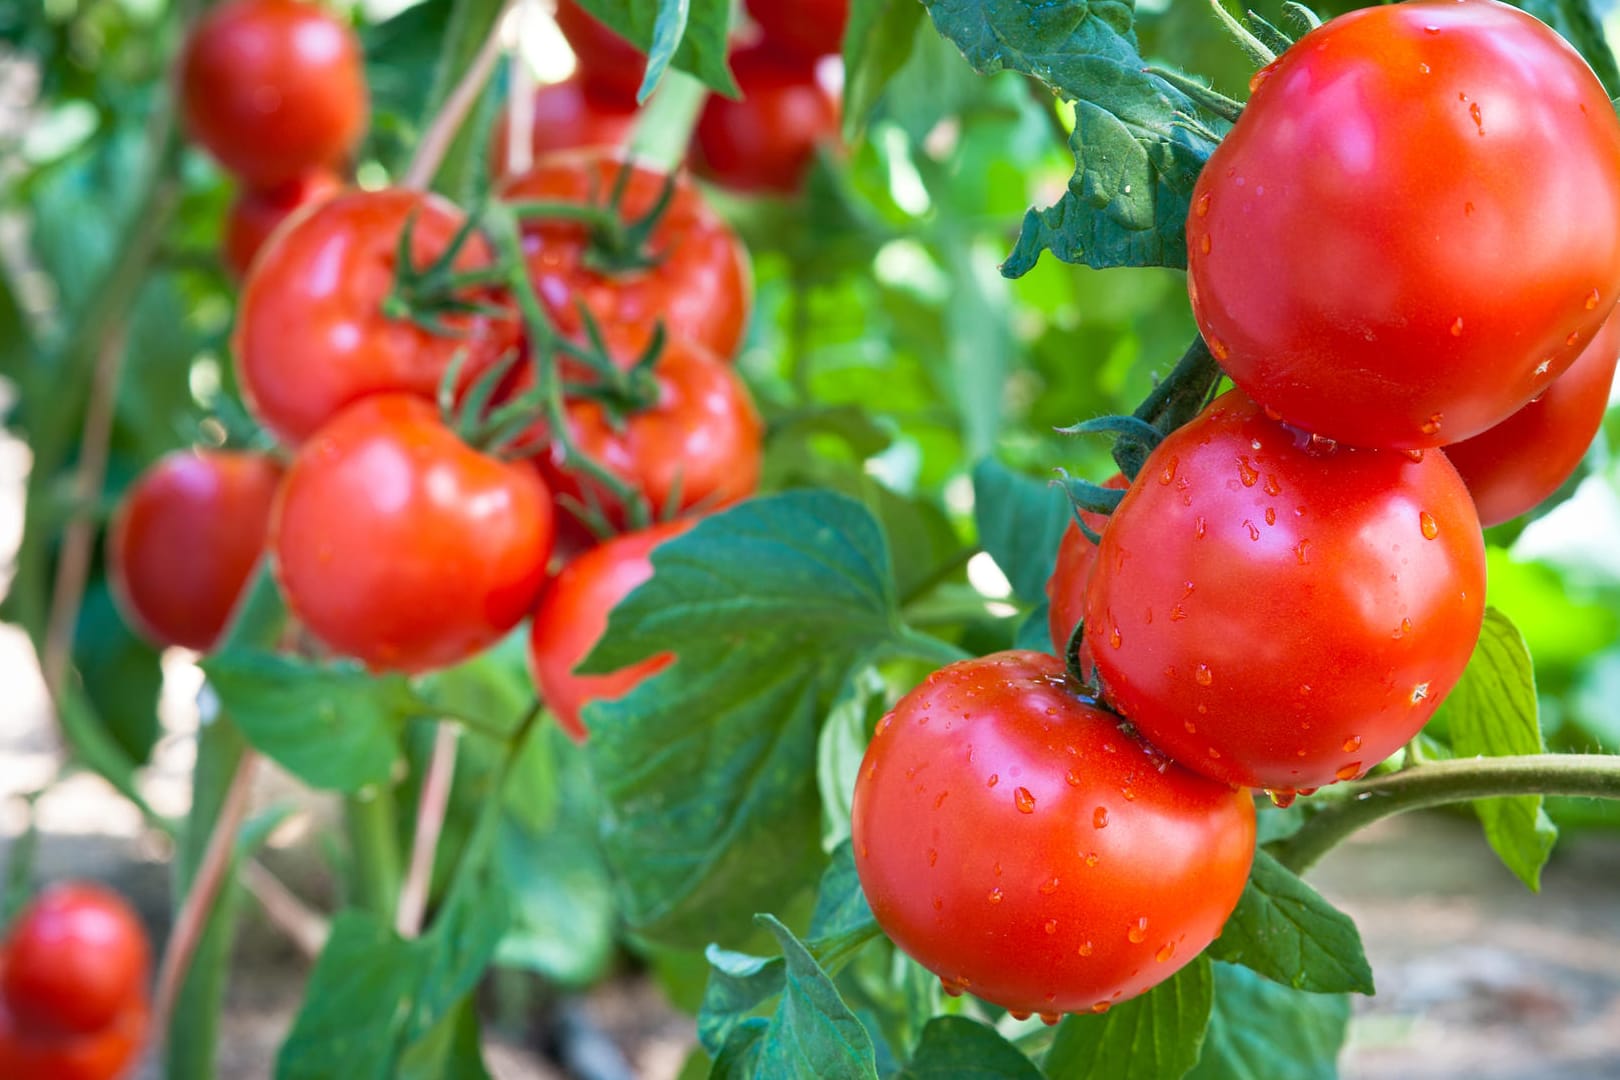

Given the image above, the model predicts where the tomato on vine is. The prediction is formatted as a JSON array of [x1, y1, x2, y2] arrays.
[[745, 0, 849, 61], [271, 394, 554, 673], [1046, 473, 1127, 657], [692, 44, 841, 196], [1186, 0, 1620, 450], [0, 1000, 148, 1080], [852, 651, 1255, 1020], [1083, 391, 1487, 794], [222, 170, 343, 280], [1, 884, 151, 1039], [179, 0, 367, 187], [108, 450, 281, 652], [554, 0, 646, 106], [488, 77, 635, 181], [529, 519, 693, 741]]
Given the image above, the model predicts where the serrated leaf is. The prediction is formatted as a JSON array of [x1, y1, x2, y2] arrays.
[[1044, 955, 1214, 1080], [750, 916, 880, 1080], [572, 0, 736, 97], [579, 492, 907, 947], [1436, 607, 1557, 891], [896, 1016, 1042, 1079], [922, 0, 1218, 274], [843, 0, 926, 141], [1184, 963, 1349, 1080], [972, 457, 1070, 604], [1207, 849, 1374, 996]]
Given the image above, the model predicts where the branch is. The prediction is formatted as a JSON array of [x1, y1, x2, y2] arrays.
[[403, 0, 517, 191], [396, 723, 460, 938]]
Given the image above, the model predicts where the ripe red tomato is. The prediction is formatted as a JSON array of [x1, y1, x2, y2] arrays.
[[1444, 308, 1620, 526], [178, 0, 367, 187], [271, 394, 554, 672], [745, 0, 849, 60], [500, 151, 752, 361], [540, 335, 762, 531], [222, 170, 343, 280], [691, 45, 841, 195], [488, 76, 635, 181], [1083, 391, 1487, 794], [1046, 473, 1128, 656], [554, 0, 645, 106], [234, 188, 515, 446], [529, 519, 692, 740], [0, 998, 147, 1080], [108, 450, 281, 653], [851, 651, 1255, 1020], [1186, 0, 1620, 450], [1, 884, 151, 1038]]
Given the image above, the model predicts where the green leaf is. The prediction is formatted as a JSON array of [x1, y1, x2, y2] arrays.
[[203, 651, 419, 793], [1515, 0, 1620, 97], [944, 237, 1013, 458], [579, 492, 905, 947], [1044, 955, 1214, 1080], [397, 1000, 492, 1080], [972, 457, 1070, 604], [1435, 607, 1557, 891], [895, 1016, 1042, 1078], [73, 582, 161, 765], [818, 667, 885, 851], [1208, 849, 1375, 996], [749, 915, 880, 1080], [572, 0, 737, 97], [843, 0, 926, 141], [922, 0, 1218, 274], [1185, 963, 1349, 1080], [809, 841, 873, 939]]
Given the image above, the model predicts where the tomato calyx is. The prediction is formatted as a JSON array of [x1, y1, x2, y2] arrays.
[[382, 205, 510, 335], [506, 163, 682, 276], [1146, 65, 1244, 125]]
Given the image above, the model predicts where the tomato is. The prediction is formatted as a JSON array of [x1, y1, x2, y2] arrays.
[[745, 0, 849, 61], [234, 188, 515, 446], [108, 450, 281, 653], [540, 335, 762, 532], [1186, 0, 1620, 450], [1045, 473, 1128, 657], [178, 0, 367, 187], [1083, 391, 1486, 794], [555, 0, 645, 106], [271, 394, 554, 672], [488, 76, 635, 181], [691, 45, 841, 195], [1444, 307, 1620, 526], [0, 998, 147, 1080], [851, 651, 1255, 1020], [529, 520, 692, 740], [500, 151, 752, 361], [222, 170, 343, 280], [1, 884, 150, 1038]]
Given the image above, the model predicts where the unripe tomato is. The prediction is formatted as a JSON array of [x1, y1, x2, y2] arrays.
[[692, 45, 841, 196], [0, 997, 148, 1080], [1045, 473, 1128, 657], [501, 151, 752, 361], [178, 0, 367, 187], [488, 76, 635, 181], [1187, 0, 1620, 450], [1444, 307, 1620, 526], [1, 884, 151, 1038], [554, 0, 645, 106], [1084, 392, 1487, 794], [529, 520, 692, 740], [852, 651, 1255, 1020], [234, 188, 515, 446], [271, 394, 554, 673], [222, 170, 343, 280], [745, 0, 849, 60], [108, 450, 281, 652]]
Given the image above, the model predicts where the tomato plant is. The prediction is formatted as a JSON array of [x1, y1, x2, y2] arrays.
[[744, 0, 849, 61], [1045, 472, 1127, 656], [221, 170, 343, 280], [691, 44, 841, 195], [0, 999, 149, 1080]]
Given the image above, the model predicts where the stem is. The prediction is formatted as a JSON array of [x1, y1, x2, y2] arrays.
[[345, 787, 404, 924], [1271, 754, 1620, 875], [240, 861, 328, 959], [505, 199, 626, 233], [403, 0, 516, 192], [396, 723, 460, 939], [1207, 0, 1277, 67]]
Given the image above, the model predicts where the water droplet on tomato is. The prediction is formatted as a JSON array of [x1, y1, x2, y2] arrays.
[[1587, 287, 1602, 310], [1079, 941, 1095, 957], [1265, 507, 1276, 526], [1566, 330, 1581, 346], [1418, 61, 1431, 74], [1159, 456, 1179, 485], [1469, 101, 1483, 134], [1266, 789, 1297, 808], [1411, 681, 1431, 704], [987, 773, 999, 788], [1199, 234, 1211, 255], [1335, 762, 1363, 782], [988, 887, 1004, 904], [1128, 917, 1149, 943], [1208, 747, 1222, 759], [1040, 876, 1060, 895], [1093, 807, 1109, 829], [1184, 720, 1197, 734], [1423, 23, 1440, 33], [1393, 617, 1413, 639], [1040, 1012, 1061, 1027], [1091, 1001, 1111, 1014], [1343, 735, 1362, 753], [1243, 519, 1260, 541], [1208, 336, 1229, 361], [1015, 787, 1036, 814], [1110, 627, 1122, 649], [1404, 448, 1425, 463], [1045, 919, 1059, 935], [1420, 413, 1443, 436], [1085, 851, 1100, 867], [1156, 942, 1176, 963], [1237, 456, 1259, 487], [1195, 192, 1211, 217], [1195, 664, 1213, 687], [1263, 474, 1281, 496], [1419, 511, 1439, 540], [1195, 516, 1207, 539], [1450, 316, 1464, 337]]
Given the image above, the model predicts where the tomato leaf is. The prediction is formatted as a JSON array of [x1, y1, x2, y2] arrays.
[[1514, 0, 1620, 97], [843, 0, 927, 141], [1207, 849, 1375, 996], [895, 1016, 1042, 1078], [1043, 955, 1214, 1080], [1184, 962, 1349, 1080], [819, 669, 885, 851], [396, 999, 492, 1080], [1435, 607, 1558, 891], [920, 0, 1219, 274], [572, 0, 737, 97], [578, 492, 907, 947], [973, 457, 1071, 604]]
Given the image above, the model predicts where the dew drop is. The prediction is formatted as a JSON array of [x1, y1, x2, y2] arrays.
[[1411, 681, 1431, 704], [1015, 787, 1037, 814], [1243, 520, 1260, 541], [1195, 192, 1211, 217], [1419, 511, 1439, 540], [1009, 1010, 1030, 1021], [1200, 234, 1211, 255], [1450, 316, 1464, 337], [928, 848, 938, 866], [934, 790, 949, 809], [1045, 919, 1059, 935], [1295, 539, 1311, 564], [1587, 287, 1602, 310], [1194, 664, 1213, 687], [1263, 474, 1282, 496], [1208, 747, 1222, 759], [1421, 414, 1443, 436], [1128, 917, 1149, 944], [1085, 851, 1100, 867], [1266, 789, 1297, 809], [1194, 516, 1207, 539], [1159, 456, 1179, 485], [1156, 942, 1176, 963], [1567, 330, 1581, 347], [988, 887, 1004, 904], [1418, 61, 1431, 74], [1404, 448, 1425, 463], [1110, 627, 1122, 650], [1237, 456, 1259, 487], [1040, 876, 1060, 895], [1393, 618, 1413, 640], [1091, 1001, 1111, 1014], [1040, 1013, 1061, 1027], [1065, 769, 1081, 788], [941, 977, 963, 996], [1079, 941, 1095, 958], [1169, 605, 1188, 622], [1343, 735, 1363, 753], [1208, 336, 1230, 361], [987, 773, 999, 789], [1093, 807, 1110, 829], [1184, 720, 1198, 734], [933, 896, 944, 911], [1423, 23, 1440, 32], [1335, 762, 1363, 782], [1464, 201, 1475, 216], [1469, 101, 1483, 134], [1265, 507, 1276, 526]]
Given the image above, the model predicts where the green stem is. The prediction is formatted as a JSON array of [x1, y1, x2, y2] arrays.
[[505, 199, 626, 235], [1271, 754, 1620, 875], [345, 788, 404, 925]]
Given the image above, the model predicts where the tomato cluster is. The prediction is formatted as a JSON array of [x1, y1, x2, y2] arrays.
[[0, 884, 151, 1079], [855, 0, 1615, 1024]]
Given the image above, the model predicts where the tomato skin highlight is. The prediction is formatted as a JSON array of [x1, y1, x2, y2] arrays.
[[179, 0, 367, 187], [1443, 308, 1620, 527], [1187, 0, 1620, 450], [0, 997, 148, 1080], [554, 0, 645, 106], [851, 651, 1255, 1017], [691, 45, 841, 195], [108, 450, 281, 653], [222, 170, 343, 280], [488, 76, 636, 181], [529, 520, 693, 740], [271, 394, 554, 673], [1, 884, 151, 1040], [234, 188, 514, 446], [745, 0, 849, 61], [501, 151, 752, 361], [1084, 391, 1486, 793], [1046, 473, 1128, 658]]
